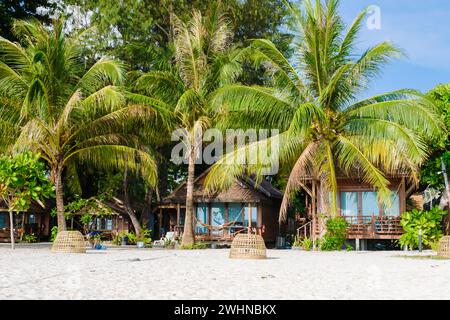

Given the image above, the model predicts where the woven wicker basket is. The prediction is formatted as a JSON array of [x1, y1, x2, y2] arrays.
[[229, 233, 267, 260], [437, 236, 450, 257], [51, 231, 87, 253]]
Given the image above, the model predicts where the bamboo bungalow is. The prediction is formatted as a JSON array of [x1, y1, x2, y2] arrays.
[[0, 201, 50, 242], [68, 197, 141, 238], [156, 170, 283, 244], [298, 170, 414, 250]]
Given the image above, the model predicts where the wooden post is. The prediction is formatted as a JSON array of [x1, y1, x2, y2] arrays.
[[248, 203, 252, 234], [9, 210, 14, 250], [158, 208, 163, 238], [224, 203, 229, 237], [176, 204, 180, 228], [312, 180, 317, 248], [441, 158, 450, 234]]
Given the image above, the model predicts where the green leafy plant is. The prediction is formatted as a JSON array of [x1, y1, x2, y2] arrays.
[[136, 229, 152, 244], [80, 214, 93, 226], [300, 237, 313, 251], [399, 206, 446, 250], [50, 226, 58, 242], [292, 235, 302, 247], [320, 216, 348, 251], [0, 152, 55, 249], [181, 242, 208, 250], [22, 233, 37, 243], [126, 232, 137, 245]]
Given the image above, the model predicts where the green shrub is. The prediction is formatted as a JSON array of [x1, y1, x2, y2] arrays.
[[320, 216, 348, 251], [22, 233, 37, 243], [300, 237, 313, 251], [399, 206, 446, 250], [292, 235, 302, 247], [181, 242, 208, 250], [50, 226, 58, 242]]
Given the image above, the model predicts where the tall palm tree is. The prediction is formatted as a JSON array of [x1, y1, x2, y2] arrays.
[[135, 4, 242, 245], [205, 0, 444, 224], [0, 19, 167, 232]]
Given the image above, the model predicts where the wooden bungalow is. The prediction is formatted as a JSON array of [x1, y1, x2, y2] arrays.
[[297, 169, 415, 250], [156, 170, 283, 244], [0, 201, 50, 242], [68, 197, 140, 238]]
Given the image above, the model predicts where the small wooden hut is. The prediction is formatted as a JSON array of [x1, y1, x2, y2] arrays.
[[155, 170, 283, 244]]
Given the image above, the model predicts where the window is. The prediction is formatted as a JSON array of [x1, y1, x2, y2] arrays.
[[362, 192, 379, 216], [341, 192, 358, 217], [105, 218, 113, 230], [28, 214, 36, 224], [228, 203, 243, 224], [340, 191, 401, 217], [0, 213, 7, 228], [196, 204, 208, 234], [211, 203, 225, 236], [384, 192, 400, 216], [244, 204, 258, 228], [179, 208, 186, 225]]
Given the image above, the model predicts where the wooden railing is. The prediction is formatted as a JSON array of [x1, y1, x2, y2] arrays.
[[296, 221, 313, 239], [173, 225, 265, 242], [343, 215, 403, 238]]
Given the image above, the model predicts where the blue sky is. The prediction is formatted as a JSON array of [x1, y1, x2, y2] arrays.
[[338, 0, 450, 96]]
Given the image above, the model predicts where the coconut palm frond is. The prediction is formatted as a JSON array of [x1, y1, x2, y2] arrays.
[[77, 58, 125, 95], [279, 142, 318, 222]]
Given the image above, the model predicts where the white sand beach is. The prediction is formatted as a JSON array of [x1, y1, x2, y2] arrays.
[[1, 246, 449, 300]]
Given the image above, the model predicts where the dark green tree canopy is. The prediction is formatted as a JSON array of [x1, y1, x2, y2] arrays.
[[0, 0, 56, 40], [62, 0, 292, 71]]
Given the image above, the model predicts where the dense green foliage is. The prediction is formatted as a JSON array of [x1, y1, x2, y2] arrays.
[[206, 0, 444, 223], [420, 84, 450, 189], [319, 216, 348, 251], [399, 206, 446, 250], [0, 19, 169, 231], [0, 0, 56, 40], [63, 0, 292, 71], [0, 0, 448, 243], [0, 152, 54, 213]]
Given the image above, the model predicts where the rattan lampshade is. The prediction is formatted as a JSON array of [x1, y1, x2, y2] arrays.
[[51, 231, 87, 253], [229, 233, 267, 259], [437, 236, 450, 257]]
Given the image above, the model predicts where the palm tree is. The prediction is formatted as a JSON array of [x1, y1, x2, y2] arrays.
[[135, 4, 242, 245], [0, 19, 167, 233], [205, 0, 444, 225]]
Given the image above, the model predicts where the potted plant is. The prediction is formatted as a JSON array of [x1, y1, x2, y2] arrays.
[[136, 234, 145, 248]]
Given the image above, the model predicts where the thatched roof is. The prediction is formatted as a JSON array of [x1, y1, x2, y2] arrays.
[[0, 200, 49, 213], [161, 169, 283, 205]]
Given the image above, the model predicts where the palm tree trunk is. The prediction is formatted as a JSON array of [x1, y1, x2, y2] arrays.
[[55, 168, 67, 232], [182, 145, 196, 246], [123, 167, 142, 236], [9, 210, 14, 250]]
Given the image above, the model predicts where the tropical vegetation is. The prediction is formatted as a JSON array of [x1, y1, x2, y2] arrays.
[[0, 152, 54, 248], [0, 0, 448, 246], [399, 206, 446, 250], [205, 0, 443, 225], [0, 19, 167, 234]]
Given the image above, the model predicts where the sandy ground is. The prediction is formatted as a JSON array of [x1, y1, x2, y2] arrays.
[[1, 245, 449, 300]]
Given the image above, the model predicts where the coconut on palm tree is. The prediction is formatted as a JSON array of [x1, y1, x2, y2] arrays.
[[134, 4, 242, 245], [0, 19, 168, 233], [205, 0, 444, 225]]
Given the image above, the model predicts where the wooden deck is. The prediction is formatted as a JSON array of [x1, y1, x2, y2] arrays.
[[174, 225, 265, 242], [298, 215, 404, 240], [343, 216, 403, 240]]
